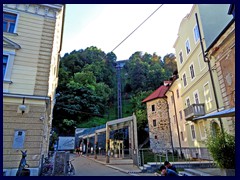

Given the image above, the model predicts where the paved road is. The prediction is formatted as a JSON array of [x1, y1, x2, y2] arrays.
[[70, 154, 131, 176]]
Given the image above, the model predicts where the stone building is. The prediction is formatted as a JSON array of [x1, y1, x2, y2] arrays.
[[3, 4, 65, 176], [142, 81, 173, 153]]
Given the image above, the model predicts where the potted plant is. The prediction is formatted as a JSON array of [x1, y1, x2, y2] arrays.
[[205, 131, 235, 176]]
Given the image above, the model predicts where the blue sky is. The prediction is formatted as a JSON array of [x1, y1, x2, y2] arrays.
[[61, 4, 193, 60]]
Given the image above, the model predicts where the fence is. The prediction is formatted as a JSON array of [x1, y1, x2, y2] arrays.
[[138, 147, 214, 167]]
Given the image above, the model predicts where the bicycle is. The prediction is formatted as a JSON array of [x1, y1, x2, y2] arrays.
[[41, 157, 53, 176], [66, 158, 75, 176]]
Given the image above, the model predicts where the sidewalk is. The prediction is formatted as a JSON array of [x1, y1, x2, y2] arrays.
[[80, 154, 151, 176]]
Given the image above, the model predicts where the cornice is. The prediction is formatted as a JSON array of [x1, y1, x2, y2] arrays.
[[3, 4, 64, 18]]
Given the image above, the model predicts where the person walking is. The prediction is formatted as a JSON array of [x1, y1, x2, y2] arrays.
[[159, 165, 179, 176]]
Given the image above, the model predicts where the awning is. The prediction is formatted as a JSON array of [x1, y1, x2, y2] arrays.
[[193, 107, 235, 120]]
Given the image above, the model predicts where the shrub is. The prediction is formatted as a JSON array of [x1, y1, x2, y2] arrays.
[[205, 132, 235, 169]]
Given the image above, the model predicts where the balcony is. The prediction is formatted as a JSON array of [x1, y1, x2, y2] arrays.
[[184, 104, 205, 120]]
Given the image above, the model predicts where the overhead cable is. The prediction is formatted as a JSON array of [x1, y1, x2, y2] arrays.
[[110, 4, 164, 53]]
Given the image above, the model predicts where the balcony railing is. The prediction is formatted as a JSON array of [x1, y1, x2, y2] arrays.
[[184, 104, 205, 120]]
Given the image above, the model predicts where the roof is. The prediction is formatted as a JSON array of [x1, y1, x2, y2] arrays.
[[142, 85, 170, 103]]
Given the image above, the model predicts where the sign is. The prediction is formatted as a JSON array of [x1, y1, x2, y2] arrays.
[[12, 130, 26, 149], [58, 136, 75, 150]]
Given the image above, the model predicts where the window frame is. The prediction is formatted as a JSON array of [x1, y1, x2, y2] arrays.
[[198, 52, 206, 71], [179, 51, 183, 64], [185, 39, 191, 55], [176, 89, 179, 98], [179, 110, 183, 120], [3, 51, 15, 82], [203, 82, 212, 103], [186, 97, 191, 107], [182, 72, 188, 87], [198, 120, 206, 139], [180, 131, 184, 141], [153, 119, 156, 127], [190, 124, 196, 140], [151, 104, 155, 112], [189, 63, 195, 80], [193, 90, 200, 104], [193, 24, 200, 43], [3, 10, 19, 34]]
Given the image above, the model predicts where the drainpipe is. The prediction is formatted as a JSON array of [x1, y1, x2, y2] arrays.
[[162, 98, 174, 156], [195, 13, 224, 134], [168, 90, 183, 159]]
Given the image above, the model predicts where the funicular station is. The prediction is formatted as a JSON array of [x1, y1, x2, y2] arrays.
[[75, 114, 139, 165]]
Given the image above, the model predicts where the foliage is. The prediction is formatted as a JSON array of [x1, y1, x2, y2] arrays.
[[53, 46, 177, 137], [49, 131, 59, 151], [53, 46, 116, 135], [205, 132, 235, 169]]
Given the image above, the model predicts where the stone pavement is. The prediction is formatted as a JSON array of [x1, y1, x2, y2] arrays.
[[71, 153, 224, 176]]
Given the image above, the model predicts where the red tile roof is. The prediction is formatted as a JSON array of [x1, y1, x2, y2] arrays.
[[142, 85, 170, 103]]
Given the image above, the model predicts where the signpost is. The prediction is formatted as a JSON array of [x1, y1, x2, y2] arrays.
[[58, 136, 75, 150]]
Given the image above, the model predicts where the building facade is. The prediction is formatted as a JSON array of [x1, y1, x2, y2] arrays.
[[142, 82, 173, 153], [3, 4, 65, 176], [205, 16, 235, 134], [165, 76, 190, 158], [173, 4, 233, 159]]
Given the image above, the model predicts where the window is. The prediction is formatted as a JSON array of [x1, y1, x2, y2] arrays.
[[173, 115, 176, 124], [198, 52, 206, 71], [181, 131, 184, 141], [179, 51, 183, 64], [190, 124, 196, 139], [155, 135, 158, 139], [3, 11, 17, 33], [194, 91, 200, 104], [193, 24, 200, 43], [3, 51, 15, 82], [153, 119, 156, 127], [176, 89, 179, 98], [171, 95, 174, 104], [186, 98, 190, 107], [3, 55, 8, 79], [183, 73, 187, 87], [151, 105, 155, 112], [179, 110, 182, 120], [189, 64, 195, 79], [198, 121, 206, 139], [185, 39, 191, 55], [204, 83, 212, 103]]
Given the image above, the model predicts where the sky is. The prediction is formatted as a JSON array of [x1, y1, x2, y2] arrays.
[[61, 4, 193, 60]]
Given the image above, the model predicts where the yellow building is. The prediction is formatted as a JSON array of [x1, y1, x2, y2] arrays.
[[3, 4, 65, 176], [165, 75, 190, 159], [173, 4, 233, 159]]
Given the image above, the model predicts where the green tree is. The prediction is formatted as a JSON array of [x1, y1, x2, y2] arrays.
[[205, 132, 235, 169]]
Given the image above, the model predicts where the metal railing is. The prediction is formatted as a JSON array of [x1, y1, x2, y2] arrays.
[[138, 147, 214, 169], [184, 104, 205, 120]]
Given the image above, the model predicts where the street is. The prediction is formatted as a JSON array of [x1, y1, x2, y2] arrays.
[[70, 154, 131, 176]]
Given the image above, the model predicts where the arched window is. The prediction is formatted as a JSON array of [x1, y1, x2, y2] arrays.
[[211, 121, 220, 137]]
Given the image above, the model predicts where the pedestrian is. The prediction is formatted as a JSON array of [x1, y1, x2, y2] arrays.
[[164, 161, 178, 173], [76, 147, 80, 156], [159, 165, 179, 176]]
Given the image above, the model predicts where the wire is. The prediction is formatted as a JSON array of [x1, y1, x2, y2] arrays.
[[110, 4, 164, 54]]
